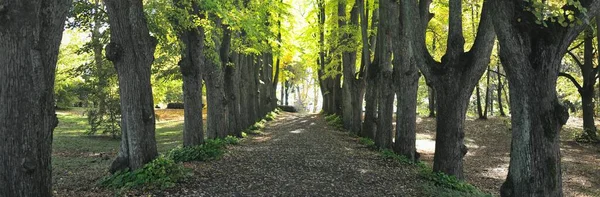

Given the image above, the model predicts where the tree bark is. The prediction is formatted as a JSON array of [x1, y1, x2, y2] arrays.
[[393, 0, 420, 161], [174, 1, 205, 146], [414, 0, 495, 179], [483, 65, 491, 119], [0, 0, 70, 196], [225, 52, 242, 137], [374, 0, 395, 149], [105, 0, 159, 173], [205, 21, 230, 139], [361, 2, 380, 139], [491, 0, 600, 195], [341, 0, 361, 135], [497, 63, 506, 116], [427, 84, 436, 117]]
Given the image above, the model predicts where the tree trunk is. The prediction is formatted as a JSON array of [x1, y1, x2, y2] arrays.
[[0, 0, 70, 195], [225, 52, 242, 137], [374, 0, 394, 149], [205, 22, 230, 139], [483, 65, 491, 119], [393, 0, 420, 161], [175, 1, 205, 146], [341, 1, 360, 134], [497, 64, 506, 116], [580, 27, 598, 141], [432, 80, 472, 179], [105, 0, 158, 173], [361, 0, 380, 139], [414, 0, 495, 179], [428, 84, 436, 117], [490, 0, 600, 195], [476, 86, 484, 118], [239, 55, 251, 128]]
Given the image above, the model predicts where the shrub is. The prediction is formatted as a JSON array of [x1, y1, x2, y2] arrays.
[[358, 137, 376, 149], [100, 156, 189, 190], [419, 170, 483, 195], [324, 114, 343, 129], [167, 137, 239, 163]]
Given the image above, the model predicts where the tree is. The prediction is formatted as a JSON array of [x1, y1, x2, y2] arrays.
[[341, 0, 363, 135], [173, 0, 205, 146], [362, 2, 380, 140], [104, 0, 159, 173], [393, 0, 421, 161], [205, 16, 230, 139], [0, 0, 71, 196], [491, 0, 600, 195], [414, 0, 495, 179], [559, 26, 599, 142], [374, 0, 395, 149]]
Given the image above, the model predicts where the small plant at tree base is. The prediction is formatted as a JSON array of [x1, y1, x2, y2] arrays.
[[419, 169, 485, 195], [324, 114, 343, 129], [167, 137, 240, 163], [100, 156, 189, 190], [358, 137, 376, 149]]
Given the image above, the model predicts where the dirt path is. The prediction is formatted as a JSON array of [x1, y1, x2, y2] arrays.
[[163, 112, 424, 196]]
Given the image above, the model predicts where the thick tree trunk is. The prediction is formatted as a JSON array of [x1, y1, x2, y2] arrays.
[[175, 1, 205, 146], [490, 0, 600, 195], [225, 53, 242, 137], [105, 0, 159, 173], [432, 80, 472, 179], [206, 22, 231, 139], [341, 1, 360, 133], [393, 0, 420, 161], [239, 55, 251, 129], [0, 0, 70, 195], [374, 0, 394, 149], [205, 62, 229, 139], [414, 0, 495, 179]]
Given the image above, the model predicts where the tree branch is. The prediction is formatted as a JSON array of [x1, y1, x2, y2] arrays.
[[559, 72, 583, 92], [566, 50, 584, 69]]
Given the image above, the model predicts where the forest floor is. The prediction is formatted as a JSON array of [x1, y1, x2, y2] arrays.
[[415, 116, 600, 197], [51, 109, 600, 196]]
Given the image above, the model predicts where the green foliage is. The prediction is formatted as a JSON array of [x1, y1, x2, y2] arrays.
[[523, 0, 587, 27], [358, 137, 376, 149], [419, 170, 485, 195], [167, 137, 240, 163], [324, 114, 343, 129], [265, 111, 278, 121], [100, 156, 190, 190]]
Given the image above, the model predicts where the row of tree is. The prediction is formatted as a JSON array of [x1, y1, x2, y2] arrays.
[[0, 0, 286, 196], [314, 0, 600, 196]]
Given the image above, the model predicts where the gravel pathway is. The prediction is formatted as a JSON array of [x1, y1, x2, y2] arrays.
[[164, 112, 423, 196]]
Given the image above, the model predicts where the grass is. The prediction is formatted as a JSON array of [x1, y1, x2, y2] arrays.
[[52, 111, 190, 194]]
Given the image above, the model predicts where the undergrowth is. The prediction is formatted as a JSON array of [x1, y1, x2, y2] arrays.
[[100, 136, 240, 191], [99, 156, 190, 191], [324, 114, 343, 129], [356, 137, 489, 196]]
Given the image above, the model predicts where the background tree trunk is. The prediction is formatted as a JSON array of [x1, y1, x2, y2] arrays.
[[0, 0, 71, 195], [428, 84, 436, 117], [205, 21, 230, 139], [497, 64, 506, 116], [105, 0, 159, 173]]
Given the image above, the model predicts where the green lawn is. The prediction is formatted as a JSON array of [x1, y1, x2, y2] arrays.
[[52, 110, 187, 194]]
